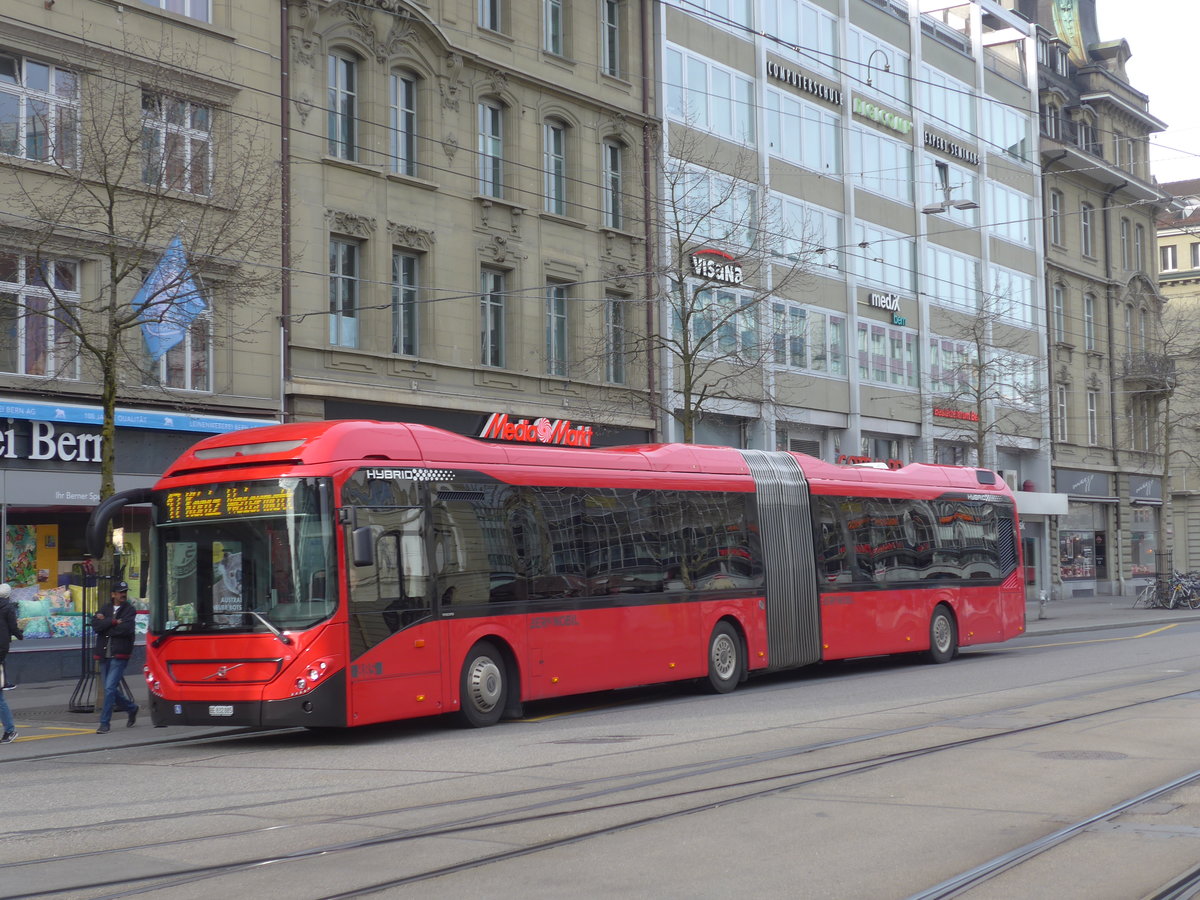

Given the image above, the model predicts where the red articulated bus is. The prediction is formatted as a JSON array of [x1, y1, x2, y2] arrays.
[[85, 420, 1025, 729]]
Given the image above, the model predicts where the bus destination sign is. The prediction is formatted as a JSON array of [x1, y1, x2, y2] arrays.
[[163, 483, 294, 522]]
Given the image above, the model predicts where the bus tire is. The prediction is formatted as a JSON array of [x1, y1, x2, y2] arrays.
[[926, 605, 958, 664], [705, 621, 742, 694], [459, 641, 507, 727]]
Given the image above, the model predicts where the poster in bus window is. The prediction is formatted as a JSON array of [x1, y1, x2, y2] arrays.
[[212, 542, 243, 613]]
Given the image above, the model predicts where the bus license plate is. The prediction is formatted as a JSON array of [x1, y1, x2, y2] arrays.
[[208, 705, 234, 717]]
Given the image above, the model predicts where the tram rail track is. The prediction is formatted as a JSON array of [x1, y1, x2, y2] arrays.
[[5, 658, 1200, 899]]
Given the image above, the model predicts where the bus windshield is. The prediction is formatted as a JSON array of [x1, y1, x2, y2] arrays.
[[151, 477, 335, 636]]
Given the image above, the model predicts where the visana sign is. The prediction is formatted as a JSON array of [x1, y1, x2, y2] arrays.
[[689, 249, 744, 285], [0, 420, 103, 463], [479, 413, 595, 447]]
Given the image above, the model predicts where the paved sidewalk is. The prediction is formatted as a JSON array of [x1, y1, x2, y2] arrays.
[[2, 592, 1196, 747]]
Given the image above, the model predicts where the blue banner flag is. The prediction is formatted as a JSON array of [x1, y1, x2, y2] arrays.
[[131, 236, 207, 360]]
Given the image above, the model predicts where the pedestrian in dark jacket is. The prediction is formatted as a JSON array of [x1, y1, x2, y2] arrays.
[[0, 584, 22, 743], [92, 580, 139, 734]]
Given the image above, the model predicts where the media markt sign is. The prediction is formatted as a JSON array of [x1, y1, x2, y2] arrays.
[[689, 249, 744, 285], [479, 413, 595, 447]]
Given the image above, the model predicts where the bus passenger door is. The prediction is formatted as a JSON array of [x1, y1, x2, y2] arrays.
[[346, 509, 442, 725]]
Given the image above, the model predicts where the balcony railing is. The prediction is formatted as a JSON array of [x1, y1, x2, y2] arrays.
[[1121, 352, 1177, 392]]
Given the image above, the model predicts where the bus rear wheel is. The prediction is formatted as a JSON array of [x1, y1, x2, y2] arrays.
[[926, 606, 958, 664], [459, 641, 507, 727], [705, 622, 743, 693]]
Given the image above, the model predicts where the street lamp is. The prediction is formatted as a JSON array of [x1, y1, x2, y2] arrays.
[[865, 49, 891, 87]]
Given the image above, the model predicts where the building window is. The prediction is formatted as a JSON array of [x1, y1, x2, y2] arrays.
[[1139, 308, 1148, 351], [857, 221, 916, 293], [478, 101, 504, 197], [545, 283, 568, 376], [664, 45, 755, 144], [927, 337, 973, 395], [1083, 293, 1095, 351], [765, 89, 842, 175], [389, 72, 417, 177], [0, 254, 79, 379], [605, 297, 626, 384], [391, 250, 418, 356], [1077, 119, 1097, 155], [1125, 305, 1133, 356], [544, 0, 564, 55], [1048, 189, 1063, 245], [1121, 218, 1131, 269], [1161, 244, 1178, 272], [145, 312, 211, 392], [602, 139, 622, 228], [985, 182, 1033, 246], [139, 0, 210, 22], [1040, 103, 1060, 140], [1192, 242, 1200, 270], [773, 302, 846, 375], [1080, 202, 1094, 256], [141, 93, 211, 195], [1056, 386, 1069, 441], [857, 322, 917, 389], [1053, 283, 1066, 343], [544, 120, 566, 215], [329, 239, 359, 348], [0, 53, 78, 167], [677, 287, 757, 359], [480, 0, 503, 32], [1087, 390, 1099, 445], [851, 127, 913, 203], [601, 0, 621, 77], [327, 53, 357, 160], [480, 268, 505, 367], [1135, 224, 1145, 271]]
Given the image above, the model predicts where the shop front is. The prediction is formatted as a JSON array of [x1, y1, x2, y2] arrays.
[[1056, 467, 1115, 596], [0, 398, 275, 673]]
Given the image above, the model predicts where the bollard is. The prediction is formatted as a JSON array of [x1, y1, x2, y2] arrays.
[[1038, 589, 1048, 620]]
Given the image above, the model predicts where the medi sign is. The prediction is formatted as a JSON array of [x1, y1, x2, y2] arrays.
[[479, 413, 595, 447]]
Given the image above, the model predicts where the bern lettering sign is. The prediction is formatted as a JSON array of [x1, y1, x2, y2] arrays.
[[0, 420, 103, 464]]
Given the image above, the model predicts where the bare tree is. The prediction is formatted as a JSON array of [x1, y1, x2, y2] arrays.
[[630, 125, 823, 443], [921, 286, 1045, 469], [0, 32, 279, 502]]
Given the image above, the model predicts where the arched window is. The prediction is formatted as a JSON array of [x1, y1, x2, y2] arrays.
[[543, 118, 568, 215], [328, 52, 358, 160], [478, 99, 504, 197], [390, 70, 418, 176]]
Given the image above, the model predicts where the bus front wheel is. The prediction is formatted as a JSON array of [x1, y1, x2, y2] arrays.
[[459, 641, 507, 727], [926, 606, 958, 664], [705, 622, 743, 693]]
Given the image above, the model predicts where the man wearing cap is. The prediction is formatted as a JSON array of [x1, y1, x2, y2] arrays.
[[92, 581, 139, 734]]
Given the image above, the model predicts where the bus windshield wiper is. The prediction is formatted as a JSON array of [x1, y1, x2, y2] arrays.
[[244, 610, 292, 645]]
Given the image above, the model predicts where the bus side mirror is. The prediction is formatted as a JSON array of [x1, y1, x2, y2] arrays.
[[352, 526, 375, 567]]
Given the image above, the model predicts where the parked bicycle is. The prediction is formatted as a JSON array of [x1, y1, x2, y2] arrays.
[[1133, 572, 1200, 610]]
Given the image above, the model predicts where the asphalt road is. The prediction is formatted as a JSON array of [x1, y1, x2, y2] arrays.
[[4, 620, 1200, 899]]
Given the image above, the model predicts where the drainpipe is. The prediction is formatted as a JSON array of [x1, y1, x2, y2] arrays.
[[641, 0, 658, 440], [279, 0, 293, 423], [1102, 180, 1126, 590]]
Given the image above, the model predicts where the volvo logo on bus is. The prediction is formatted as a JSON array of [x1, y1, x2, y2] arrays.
[[479, 413, 594, 448]]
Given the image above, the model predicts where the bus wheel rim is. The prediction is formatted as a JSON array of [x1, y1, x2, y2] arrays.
[[933, 617, 952, 653], [468, 657, 503, 711], [712, 633, 737, 680]]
